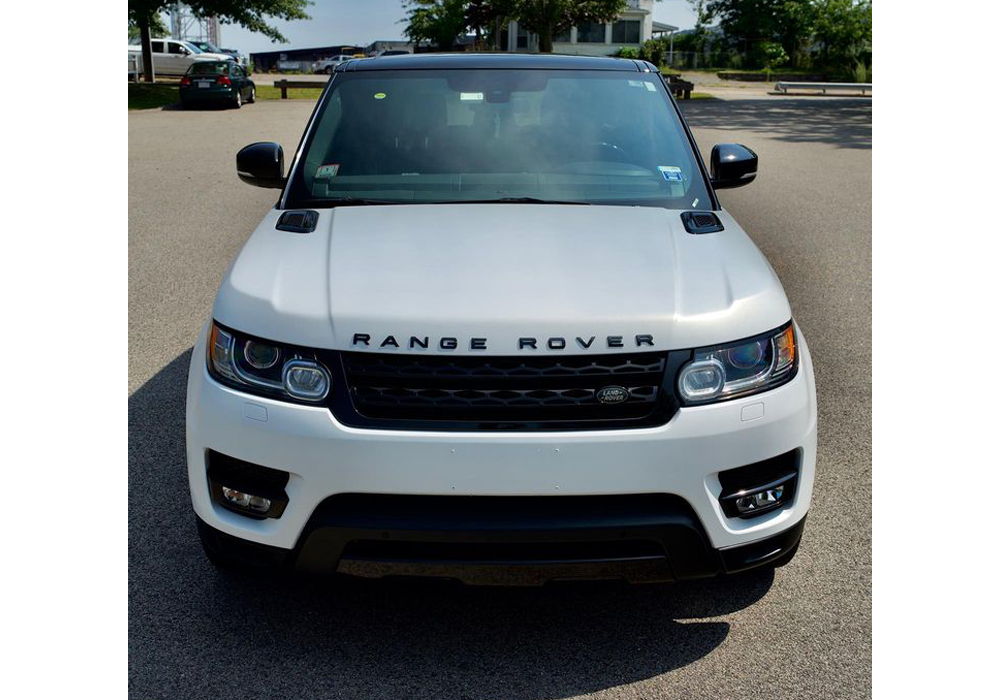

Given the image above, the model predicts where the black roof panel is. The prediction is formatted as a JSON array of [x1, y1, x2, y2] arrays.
[[338, 53, 652, 72]]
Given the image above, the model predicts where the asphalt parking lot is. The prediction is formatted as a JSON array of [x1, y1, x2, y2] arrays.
[[129, 95, 871, 699]]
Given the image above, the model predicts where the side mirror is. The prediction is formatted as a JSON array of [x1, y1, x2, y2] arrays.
[[236, 142, 285, 189], [710, 143, 758, 189]]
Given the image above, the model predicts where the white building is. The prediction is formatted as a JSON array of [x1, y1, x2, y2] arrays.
[[504, 0, 676, 56]]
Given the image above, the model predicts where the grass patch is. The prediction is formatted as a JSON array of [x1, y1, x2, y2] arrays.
[[128, 83, 179, 110], [256, 85, 324, 100], [688, 92, 718, 100]]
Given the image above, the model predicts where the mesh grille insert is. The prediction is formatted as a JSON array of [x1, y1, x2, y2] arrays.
[[335, 352, 675, 429]]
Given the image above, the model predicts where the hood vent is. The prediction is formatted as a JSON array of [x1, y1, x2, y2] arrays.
[[681, 211, 724, 234], [276, 210, 319, 233]]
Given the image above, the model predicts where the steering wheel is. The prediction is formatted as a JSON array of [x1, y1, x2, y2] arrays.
[[591, 140, 634, 162]]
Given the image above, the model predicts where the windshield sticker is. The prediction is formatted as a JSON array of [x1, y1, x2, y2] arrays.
[[373, 92, 386, 100], [315, 163, 340, 179], [692, 198, 699, 208], [460, 92, 484, 101], [628, 80, 644, 87], [658, 165, 684, 182], [645, 81, 658, 92]]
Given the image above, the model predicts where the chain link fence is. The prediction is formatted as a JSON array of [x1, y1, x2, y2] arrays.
[[663, 51, 751, 70]]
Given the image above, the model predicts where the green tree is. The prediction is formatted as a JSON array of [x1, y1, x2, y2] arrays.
[[775, 0, 820, 67], [128, 0, 311, 82], [703, 0, 782, 55], [402, 0, 470, 50], [128, 12, 168, 41], [812, 0, 871, 72], [471, 0, 514, 49], [703, 0, 870, 70], [687, 0, 714, 53], [498, 0, 627, 53]]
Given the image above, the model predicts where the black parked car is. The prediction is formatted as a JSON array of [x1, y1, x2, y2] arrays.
[[179, 61, 255, 109]]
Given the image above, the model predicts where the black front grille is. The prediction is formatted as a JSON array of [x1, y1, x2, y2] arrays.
[[327, 351, 687, 431]]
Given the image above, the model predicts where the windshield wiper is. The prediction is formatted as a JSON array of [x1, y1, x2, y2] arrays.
[[312, 196, 409, 207], [431, 197, 592, 205], [311, 196, 592, 207]]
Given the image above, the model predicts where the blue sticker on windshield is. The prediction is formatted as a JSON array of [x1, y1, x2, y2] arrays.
[[658, 165, 683, 182], [315, 163, 340, 179]]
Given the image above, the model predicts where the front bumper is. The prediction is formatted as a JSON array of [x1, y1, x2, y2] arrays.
[[197, 507, 806, 584], [186, 322, 817, 580], [179, 86, 236, 102]]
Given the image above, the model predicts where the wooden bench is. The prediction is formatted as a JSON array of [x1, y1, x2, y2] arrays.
[[273, 79, 328, 98], [665, 74, 694, 99], [775, 81, 871, 95]]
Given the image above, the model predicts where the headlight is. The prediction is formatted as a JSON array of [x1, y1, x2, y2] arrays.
[[677, 323, 797, 405], [208, 322, 331, 402]]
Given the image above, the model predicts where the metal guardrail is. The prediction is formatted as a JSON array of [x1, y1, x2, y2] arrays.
[[775, 81, 871, 95]]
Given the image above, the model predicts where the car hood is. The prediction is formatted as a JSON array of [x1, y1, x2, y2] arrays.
[[214, 204, 791, 354]]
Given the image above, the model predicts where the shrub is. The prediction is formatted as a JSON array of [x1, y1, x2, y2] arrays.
[[615, 47, 639, 59], [760, 41, 789, 72], [639, 39, 666, 68], [852, 61, 871, 83]]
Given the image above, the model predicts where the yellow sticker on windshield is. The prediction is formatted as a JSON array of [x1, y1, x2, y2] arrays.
[[374, 92, 386, 100]]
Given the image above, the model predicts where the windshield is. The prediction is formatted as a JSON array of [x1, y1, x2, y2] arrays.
[[287, 68, 711, 209], [187, 62, 230, 75], [191, 41, 221, 53]]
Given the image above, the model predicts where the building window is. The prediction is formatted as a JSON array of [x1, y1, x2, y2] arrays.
[[554, 28, 571, 43], [612, 20, 641, 44], [516, 26, 529, 49], [577, 22, 606, 43]]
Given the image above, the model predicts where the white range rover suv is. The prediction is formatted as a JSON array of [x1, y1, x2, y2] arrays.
[[188, 54, 817, 584]]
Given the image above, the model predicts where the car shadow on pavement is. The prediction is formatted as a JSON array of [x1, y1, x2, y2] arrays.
[[679, 97, 872, 150], [129, 350, 774, 700], [160, 102, 233, 111]]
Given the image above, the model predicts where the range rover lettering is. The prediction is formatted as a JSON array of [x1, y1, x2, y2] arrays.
[[187, 54, 817, 584]]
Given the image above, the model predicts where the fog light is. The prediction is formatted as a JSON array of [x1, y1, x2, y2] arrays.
[[724, 474, 795, 518], [734, 484, 786, 515], [222, 486, 271, 514], [718, 451, 799, 519]]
